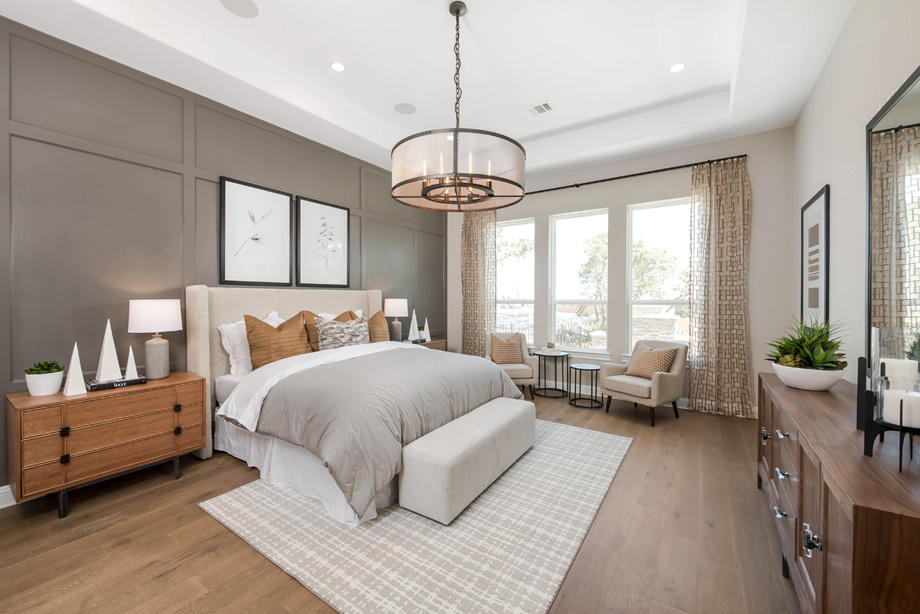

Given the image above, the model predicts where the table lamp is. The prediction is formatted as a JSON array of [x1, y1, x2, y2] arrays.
[[128, 299, 182, 380], [384, 298, 408, 341]]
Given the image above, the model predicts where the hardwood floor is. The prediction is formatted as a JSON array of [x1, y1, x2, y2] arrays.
[[0, 397, 798, 614]]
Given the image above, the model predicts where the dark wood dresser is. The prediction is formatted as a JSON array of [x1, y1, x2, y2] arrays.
[[758, 373, 920, 613], [5, 372, 206, 516]]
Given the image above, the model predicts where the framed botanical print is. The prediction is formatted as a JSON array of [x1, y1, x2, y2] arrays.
[[296, 196, 350, 287], [219, 177, 293, 286], [801, 184, 830, 323]]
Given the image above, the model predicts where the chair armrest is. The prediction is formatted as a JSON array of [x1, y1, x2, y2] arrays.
[[600, 362, 628, 378], [651, 370, 684, 404], [524, 353, 538, 370]]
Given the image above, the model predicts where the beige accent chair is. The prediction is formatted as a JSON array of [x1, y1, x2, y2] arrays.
[[486, 332, 536, 399], [600, 340, 687, 426]]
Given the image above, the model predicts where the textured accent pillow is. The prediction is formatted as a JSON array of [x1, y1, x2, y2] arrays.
[[245, 313, 310, 369], [626, 344, 678, 379], [367, 310, 390, 343], [302, 310, 358, 351], [317, 316, 370, 350], [218, 311, 284, 375], [491, 333, 523, 364]]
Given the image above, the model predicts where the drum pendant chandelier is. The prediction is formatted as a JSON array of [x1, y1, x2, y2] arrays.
[[390, 1, 526, 212]]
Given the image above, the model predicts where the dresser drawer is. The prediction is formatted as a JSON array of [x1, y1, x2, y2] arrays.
[[66, 432, 176, 483], [22, 433, 63, 467], [177, 403, 204, 428], [773, 482, 797, 554], [178, 381, 203, 406], [67, 411, 175, 456], [65, 387, 176, 427], [177, 422, 204, 451], [774, 453, 799, 511], [22, 461, 65, 497], [22, 406, 61, 437]]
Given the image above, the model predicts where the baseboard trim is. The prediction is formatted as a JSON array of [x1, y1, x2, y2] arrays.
[[0, 485, 15, 509]]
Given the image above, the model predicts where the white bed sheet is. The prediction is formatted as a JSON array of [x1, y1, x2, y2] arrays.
[[214, 416, 396, 526], [215, 374, 244, 406]]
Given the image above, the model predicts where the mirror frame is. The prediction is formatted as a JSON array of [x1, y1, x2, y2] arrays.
[[864, 64, 920, 361]]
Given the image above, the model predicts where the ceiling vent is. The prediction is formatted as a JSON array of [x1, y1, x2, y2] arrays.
[[526, 102, 553, 116]]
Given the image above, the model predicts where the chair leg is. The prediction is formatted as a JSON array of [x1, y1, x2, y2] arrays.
[[633, 402, 638, 408], [605, 395, 612, 413], [529, 384, 535, 400], [672, 400, 680, 419], [649, 406, 656, 427]]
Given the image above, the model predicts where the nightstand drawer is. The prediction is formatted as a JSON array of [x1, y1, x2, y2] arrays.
[[177, 403, 204, 428], [67, 432, 176, 483], [22, 406, 61, 437], [67, 411, 175, 456], [177, 422, 205, 450], [22, 434, 63, 467], [22, 462, 64, 497], [65, 387, 176, 427], [177, 382, 203, 406]]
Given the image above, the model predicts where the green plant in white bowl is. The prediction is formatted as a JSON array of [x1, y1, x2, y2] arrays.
[[766, 320, 847, 391], [24, 360, 64, 396]]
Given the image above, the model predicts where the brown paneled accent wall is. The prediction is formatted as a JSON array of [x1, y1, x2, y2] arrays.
[[0, 18, 446, 485]]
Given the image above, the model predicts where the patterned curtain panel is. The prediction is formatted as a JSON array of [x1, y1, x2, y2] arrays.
[[688, 158, 754, 417], [871, 128, 920, 356], [461, 210, 497, 356]]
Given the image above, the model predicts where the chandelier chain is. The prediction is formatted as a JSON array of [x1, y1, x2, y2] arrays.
[[454, 11, 461, 130]]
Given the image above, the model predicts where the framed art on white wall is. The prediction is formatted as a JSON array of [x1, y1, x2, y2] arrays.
[[219, 177, 293, 286], [296, 196, 350, 287], [800, 184, 830, 323]]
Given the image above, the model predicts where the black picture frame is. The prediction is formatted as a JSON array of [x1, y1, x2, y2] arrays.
[[219, 176, 294, 286], [800, 184, 830, 323], [295, 196, 350, 288]]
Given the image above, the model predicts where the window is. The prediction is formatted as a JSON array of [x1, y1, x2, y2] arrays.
[[496, 219, 535, 344], [551, 210, 608, 351], [628, 199, 691, 347]]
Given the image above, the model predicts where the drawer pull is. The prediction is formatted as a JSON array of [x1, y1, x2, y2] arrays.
[[775, 429, 790, 439], [174, 403, 182, 413], [60, 454, 70, 464], [59, 426, 70, 437], [772, 505, 787, 519], [802, 523, 823, 558], [775, 467, 790, 480], [760, 427, 772, 445], [174, 426, 182, 435]]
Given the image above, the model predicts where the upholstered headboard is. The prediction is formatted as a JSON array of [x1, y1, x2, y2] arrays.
[[184, 284, 382, 458]]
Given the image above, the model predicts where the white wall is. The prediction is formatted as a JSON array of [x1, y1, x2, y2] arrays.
[[792, 0, 920, 381], [448, 127, 796, 402]]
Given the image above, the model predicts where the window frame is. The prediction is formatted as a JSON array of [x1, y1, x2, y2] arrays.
[[549, 208, 609, 354], [626, 197, 691, 350], [495, 218, 536, 345]]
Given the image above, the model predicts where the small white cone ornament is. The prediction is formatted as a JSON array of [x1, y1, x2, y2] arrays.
[[423, 318, 432, 342], [124, 346, 139, 380], [63, 342, 87, 396], [95, 319, 122, 382], [408, 309, 420, 341]]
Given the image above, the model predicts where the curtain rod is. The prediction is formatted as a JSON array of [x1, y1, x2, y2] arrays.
[[525, 153, 748, 196], [871, 120, 920, 135]]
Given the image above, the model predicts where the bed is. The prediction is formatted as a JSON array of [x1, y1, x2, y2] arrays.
[[184, 285, 520, 525]]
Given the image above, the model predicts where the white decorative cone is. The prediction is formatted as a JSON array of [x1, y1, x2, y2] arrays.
[[95, 319, 122, 382], [408, 310, 420, 341], [125, 346, 139, 380], [63, 342, 87, 396], [423, 318, 432, 342]]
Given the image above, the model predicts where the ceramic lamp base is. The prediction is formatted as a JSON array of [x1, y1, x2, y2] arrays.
[[389, 320, 403, 342], [145, 334, 170, 380]]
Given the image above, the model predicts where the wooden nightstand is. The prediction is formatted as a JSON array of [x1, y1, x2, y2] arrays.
[[405, 337, 447, 351], [5, 372, 206, 517]]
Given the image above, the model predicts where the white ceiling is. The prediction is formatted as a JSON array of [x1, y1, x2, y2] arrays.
[[2, 0, 856, 185]]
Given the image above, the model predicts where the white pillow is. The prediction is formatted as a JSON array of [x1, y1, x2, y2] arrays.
[[218, 311, 284, 376], [317, 309, 362, 321]]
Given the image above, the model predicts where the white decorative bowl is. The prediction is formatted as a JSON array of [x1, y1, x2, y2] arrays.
[[771, 363, 843, 391], [25, 371, 64, 396]]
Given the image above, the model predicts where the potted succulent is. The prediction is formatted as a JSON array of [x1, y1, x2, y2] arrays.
[[767, 319, 847, 391], [24, 360, 64, 396]]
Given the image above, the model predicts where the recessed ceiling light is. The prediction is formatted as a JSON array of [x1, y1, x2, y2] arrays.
[[220, 0, 259, 19], [330, 61, 347, 73], [670, 63, 686, 73], [394, 102, 417, 115]]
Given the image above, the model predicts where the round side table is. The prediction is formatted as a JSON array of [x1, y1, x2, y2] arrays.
[[534, 351, 569, 398], [568, 363, 602, 408]]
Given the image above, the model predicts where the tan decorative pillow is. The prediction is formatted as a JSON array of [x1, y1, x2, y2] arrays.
[[367, 310, 390, 343], [245, 313, 310, 370], [491, 333, 523, 364], [302, 310, 358, 351], [626, 344, 678, 379], [317, 316, 370, 350]]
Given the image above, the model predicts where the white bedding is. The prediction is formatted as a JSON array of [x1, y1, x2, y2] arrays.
[[215, 374, 244, 406], [217, 341, 420, 431]]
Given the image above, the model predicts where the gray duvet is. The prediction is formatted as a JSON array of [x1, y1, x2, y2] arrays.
[[255, 347, 522, 518]]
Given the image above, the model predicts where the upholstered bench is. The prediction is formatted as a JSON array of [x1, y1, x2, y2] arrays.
[[399, 397, 536, 525]]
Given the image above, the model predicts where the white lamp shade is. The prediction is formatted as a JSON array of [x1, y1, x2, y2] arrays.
[[128, 299, 183, 333], [384, 298, 409, 318]]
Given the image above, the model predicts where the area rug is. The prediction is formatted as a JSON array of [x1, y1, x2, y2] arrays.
[[200, 419, 631, 614]]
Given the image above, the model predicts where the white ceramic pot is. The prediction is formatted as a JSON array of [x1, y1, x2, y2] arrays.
[[771, 363, 843, 391], [25, 371, 64, 396]]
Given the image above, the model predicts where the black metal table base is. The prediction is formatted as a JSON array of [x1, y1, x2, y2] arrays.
[[534, 352, 569, 398], [568, 364, 602, 408]]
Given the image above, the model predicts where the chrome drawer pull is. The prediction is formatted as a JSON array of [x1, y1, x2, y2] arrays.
[[772, 505, 787, 519], [775, 429, 790, 439], [775, 467, 790, 480], [760, 427, 772, 445], [802, 523, 823, 558]]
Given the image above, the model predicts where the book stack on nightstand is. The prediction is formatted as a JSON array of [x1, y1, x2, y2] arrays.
[[405, 337, 447, 351]]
